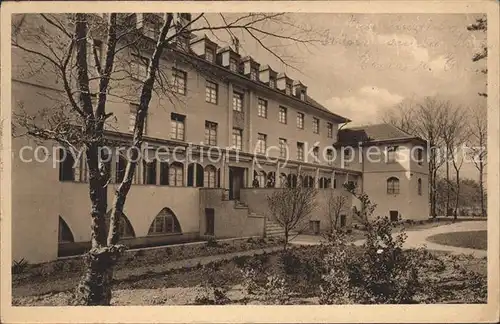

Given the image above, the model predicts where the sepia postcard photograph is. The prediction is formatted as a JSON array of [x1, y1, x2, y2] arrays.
[[0, 1, 499, 323]]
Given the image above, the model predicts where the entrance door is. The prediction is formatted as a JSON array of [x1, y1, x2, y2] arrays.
[[205, 208, 215, 235], [389, 210, 399, 222], [229, 167, 245, 200]]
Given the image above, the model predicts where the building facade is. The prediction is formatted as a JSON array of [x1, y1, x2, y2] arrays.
[[11, 13, 428, 263]]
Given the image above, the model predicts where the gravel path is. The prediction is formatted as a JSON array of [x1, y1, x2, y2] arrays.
[[291, 221, 488, 258]]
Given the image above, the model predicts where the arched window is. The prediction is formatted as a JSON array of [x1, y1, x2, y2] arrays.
[[148, 208, 182, 235], [387, 177, 400, 194], [58, 216, 74, 243], [204, 165, 217, 188], [59, 148, 75, 182], [105, 211, 136, 239], [169, 162, 184, 186], [159, 161, 169, 185], [417, 178, 422, 196]]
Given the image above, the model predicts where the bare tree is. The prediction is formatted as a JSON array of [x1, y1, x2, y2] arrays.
[[12, 12, 318, 305], [440, 103, 469, 219], [468, 105, 488, 217], [266, 173, 318, 249], [384, 96, 448, 217], [324, 191, 349, 233]]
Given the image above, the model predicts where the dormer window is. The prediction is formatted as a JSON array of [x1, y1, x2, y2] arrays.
[[300, 90, 306, 101], [205, 47, 215, 63], [285, 83, 293, 95], [269, 77, 276, 89], [250, 67, 258, 81], [230, 58, 238, 72]]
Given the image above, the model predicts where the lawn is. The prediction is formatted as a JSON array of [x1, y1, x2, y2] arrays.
[[426, 230, 487, 250]]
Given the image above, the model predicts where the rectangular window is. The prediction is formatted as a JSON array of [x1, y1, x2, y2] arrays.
[[256, 133, 267, 154], [169, 164, 184, 187], [233, 92, 243, 112], [285, 83, 292, 95], [279, 106, 287, 124], [417, 148, 423, 166], [250, 67, 258, 81], [313, 146, 319, 163], [327, 123, 333, 138], [229, 58, 238, 72], [257, 98, 268, 118], [387, 146, 399, 163], [205, 47, 215, 63], [205, 80, 218, 104], [142, 159, 157, 185], [170, 113, 185, 141], [269, 77, 276, 89], [326, 149, 334, 166], [343, 148, 351, 167], [232, 128, 242, 150], [297, 142, 304, 161], [313, 117, 320, 134], [204, 121, 217, 146], [300, 91, 306, 101], [131, 54, 149, 79], [59, 147, 75, 182], [279, 138, 287, 158], [172, 68, 187, 95], [128, 103, 146, 134], [296, 112, 304, 129]]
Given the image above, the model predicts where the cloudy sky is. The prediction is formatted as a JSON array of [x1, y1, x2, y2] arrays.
[[201, 13, 487, 126]]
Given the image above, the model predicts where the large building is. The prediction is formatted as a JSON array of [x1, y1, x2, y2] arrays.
[[11, 13, 429, 263]]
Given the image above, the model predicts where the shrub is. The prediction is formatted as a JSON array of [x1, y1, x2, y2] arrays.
[[206, 236, 219, 248], [12, 258, 29, 274]]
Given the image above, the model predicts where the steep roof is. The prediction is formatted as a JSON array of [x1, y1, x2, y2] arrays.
[[337, 123, 423, 145]]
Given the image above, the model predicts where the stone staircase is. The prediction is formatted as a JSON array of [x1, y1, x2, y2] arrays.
[[265, 219, 286, 237]]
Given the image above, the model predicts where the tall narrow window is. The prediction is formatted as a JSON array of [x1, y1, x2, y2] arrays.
[[296, 112, 304, 129], [279, 106, 287, 124], [128, 103, 147, 135], [142, 159, 157, 185], [205, 80, 218, 104], [169, 162, 184, 186], [417, 178, 422, 196], [170, 113, 185, 141], [232, 92, 243, 112], [256, 133, 267, 154], [326, 149, 334, 166], [297, 142, 304, 161], [285, 83, 292, 95], [232, 128, 242, 150], [257, 98, 267, 118], [327, 123, 333, 138], [205, 47, 215, 63], [312, 117, 319, 134], [159, 161, 169, 185], [313, 146, 319, 163], [59, 147, 75, 182], [300, 90, 306, 101], [204, 165, 217, 188], [387, 177, 400, 194], [204, 121, 217, 146], [279, 138, 287, 158], [387, 146, 399, 163], [172, 68, 187, 95], [229, 58, 238, 72], [416, 148, 423, 166]]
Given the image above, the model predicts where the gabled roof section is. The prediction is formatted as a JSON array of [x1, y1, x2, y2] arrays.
[[305, 95, 350, 123], [337, 123, 424, 145]]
